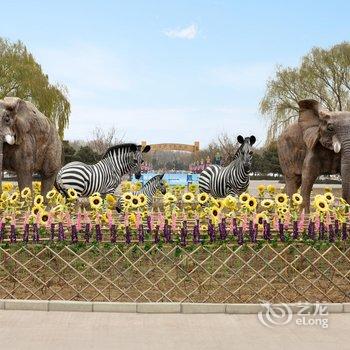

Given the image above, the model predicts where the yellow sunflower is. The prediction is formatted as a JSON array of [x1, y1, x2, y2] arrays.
[[138, 194, 147, 206], [182, 192, 195, 203], [257, 184, 266, 195], [9, 191, 20, 204], [313, 196, 329, 213], [67, 188, 78, 200], [197, 192, 209, 205], [34, 194, 44, 206], [239, 192, 250, 204], [256, 212, 267, 226], [55, 193, 66, 205], [164, 193, 177, 204], [275, 193, 288, 206], [1, 192, 9, 201], [21, 187, 32, 199], [46, 189, 56, 200], [89, 195, 103, 209], [245, 196, 257, 211], [224, 195, 238, 210], [40, 211, 50, 226], [292, 193, 303, 206], [324, 192, 334, 204], [209, 206, 220, 218], [106, 193, 117, 206], [130, 195, 140, 208], [31, 205, 43, 216], [267, 184, 276, 195], [261, 199, 274, 209], [122, 192, 133, 202]]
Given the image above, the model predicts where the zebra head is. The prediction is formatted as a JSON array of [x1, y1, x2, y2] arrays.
[[131, 144, 151, 179], [237, 135, 256, 171], [157, 173, 167, 195]]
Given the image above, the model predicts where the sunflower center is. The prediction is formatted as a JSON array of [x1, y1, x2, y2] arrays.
[[278, 197, 284, 202], [42, 215, 48, 222], [319, 202, 325, 208], [132, 199, 138, 204], [93, 199, 99, 205], [213, 210, 218, 216], [249, 200, 254, 206]]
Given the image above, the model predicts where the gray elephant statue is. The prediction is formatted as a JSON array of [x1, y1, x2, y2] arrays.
[[277, 99, 347, 212], [0, 97, 62, 195]]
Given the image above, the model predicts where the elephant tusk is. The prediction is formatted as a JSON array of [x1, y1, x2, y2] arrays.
[[4, 134, 15, 145], [332, 135, 341, 153]]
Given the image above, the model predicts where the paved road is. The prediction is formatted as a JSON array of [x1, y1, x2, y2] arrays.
[[0, 310, 348, 350]]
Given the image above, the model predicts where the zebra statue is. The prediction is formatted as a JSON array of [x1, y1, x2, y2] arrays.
[[199, 135, 256, 197], [116, 174, 166, 212], [55, 143, 151, 197]]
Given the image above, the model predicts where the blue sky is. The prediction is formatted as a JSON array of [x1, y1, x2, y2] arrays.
[[1, 0, 350, 147]]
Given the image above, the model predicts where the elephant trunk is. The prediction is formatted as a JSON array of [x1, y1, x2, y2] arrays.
[[0, 138, 3, 193], [340, 138, 350, 203]]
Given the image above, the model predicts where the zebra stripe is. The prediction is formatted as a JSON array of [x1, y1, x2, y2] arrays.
[[55, 143, 147, 197], [199, 136, 255, 198]]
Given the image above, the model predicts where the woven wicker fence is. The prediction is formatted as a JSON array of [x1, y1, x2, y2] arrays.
[[0, 242, 349, 303]]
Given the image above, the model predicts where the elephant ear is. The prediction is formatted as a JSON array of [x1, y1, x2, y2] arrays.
[[298, 99, 321, 149], [3, 98, 31, 145]]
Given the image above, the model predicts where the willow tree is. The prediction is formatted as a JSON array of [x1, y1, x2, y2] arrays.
[[0, 38, 70, 137], [260, 42, 350, 141]]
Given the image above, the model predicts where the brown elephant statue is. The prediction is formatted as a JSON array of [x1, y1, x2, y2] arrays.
[[0, 97, 62, 195], [277, 99, 347, 212]]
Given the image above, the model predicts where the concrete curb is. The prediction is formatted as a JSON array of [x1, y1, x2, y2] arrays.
[[1, 300, 350, 314]]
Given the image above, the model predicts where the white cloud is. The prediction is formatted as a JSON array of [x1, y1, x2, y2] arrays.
[[164, 24, 198, 40]]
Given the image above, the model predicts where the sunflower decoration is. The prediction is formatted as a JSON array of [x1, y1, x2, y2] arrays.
[[239, 192, 250, 205], [121, 181, 131, 192], [89, 195, 103, 210], [188, 183, 197, 193], [31, 205, 43, 216], [67, 188, 78, 201], [164, 193, 177, 205], [224, 195, 238, 211], [46, 189, 56, 201], [1, 191, 9, 202], [324, 192, 334, 204], [257, 184, 266, 197], [138, 193, 147, 207], [244, 196, 257, 212], [130, 195, 140, 209], [40, 211, 50, 226], [261, 199, 274, 210], [313, 195, 329, 213], [197, 192, 209, 205], [182, 192, 195, 204], [21, 187, 32, 199], [34, 194, 44, 206], [9, 191, 20, 205], [209, 206, 220, 219], [267, 184, 276, 195], [275, 193, 289, 207], [55, 193, 66, 206], [292, 193, 303, 206], [2, 182, 13, 192], [256, 212, 268, 227], [277, 205, 289, 215], [122, 192, 133, 202], [106, 193, 117, 208], [33, 182, 41, 193]]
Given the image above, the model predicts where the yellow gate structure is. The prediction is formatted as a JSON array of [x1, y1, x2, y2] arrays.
[[141, 141, 199, 153]]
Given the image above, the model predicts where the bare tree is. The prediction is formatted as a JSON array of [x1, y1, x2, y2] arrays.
[[87, 126, 124, 156]]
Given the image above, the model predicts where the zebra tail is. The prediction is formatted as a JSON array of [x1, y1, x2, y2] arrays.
[[54, 172, 69, 198]]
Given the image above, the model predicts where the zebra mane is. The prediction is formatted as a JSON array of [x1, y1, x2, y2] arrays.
[[102, 143, 137, 159], [142, 174, 163, 187]]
